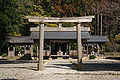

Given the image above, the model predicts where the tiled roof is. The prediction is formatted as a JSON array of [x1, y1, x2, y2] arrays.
[[87, 35, 109, 43], [7, 36, 34, 44], [6, 33, 109, 44]]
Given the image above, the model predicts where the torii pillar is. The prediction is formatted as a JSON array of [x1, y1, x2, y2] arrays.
[[77, 22, 82, 70], [37, 22, 44, 70]]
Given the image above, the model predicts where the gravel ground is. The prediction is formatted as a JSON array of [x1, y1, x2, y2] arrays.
[[0, 59, 120, 80]]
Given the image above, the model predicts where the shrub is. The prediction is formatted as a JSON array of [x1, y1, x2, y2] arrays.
[[89, 55, 96, 59], [47, 24, 58, 27], [1, 53, 7, 57], [33, 52, 37, 57]]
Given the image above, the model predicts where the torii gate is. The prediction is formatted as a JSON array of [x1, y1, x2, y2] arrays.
[[26, 16, 94, 70]]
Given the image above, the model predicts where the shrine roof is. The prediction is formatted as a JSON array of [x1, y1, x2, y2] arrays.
[[87, 35, 109, 43], [7, 36, 34, 44], [30, 31, 90, 40]]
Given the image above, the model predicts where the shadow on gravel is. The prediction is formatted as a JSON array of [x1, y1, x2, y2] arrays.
[[1, 79, 18, 80], [0, 66, 37, 71], [0, 60, 38, 64], [45, 64, 77, 70], [82, 63, 120, 71]]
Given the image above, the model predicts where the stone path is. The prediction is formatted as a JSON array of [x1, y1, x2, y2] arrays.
[[0, 59, 120, 80]]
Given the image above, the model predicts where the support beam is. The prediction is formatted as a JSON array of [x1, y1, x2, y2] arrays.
[[38, 23, 44, 70], [77, 23, 82, 70]]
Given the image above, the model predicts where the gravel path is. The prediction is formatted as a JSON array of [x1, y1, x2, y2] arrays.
[[0, 59, 120, 80]]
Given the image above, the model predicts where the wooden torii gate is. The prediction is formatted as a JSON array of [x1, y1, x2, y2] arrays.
[[26, 16, 94, 70]]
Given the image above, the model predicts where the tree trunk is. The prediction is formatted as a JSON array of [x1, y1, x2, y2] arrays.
[[100, 14, 102, 36], [97, 14, 99, 35]]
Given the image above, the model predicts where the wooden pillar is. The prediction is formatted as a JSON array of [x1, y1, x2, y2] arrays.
[[59, 42, 61, 51], [24, 45, 26, 54], [13, 47, 15, 55], [87, 44, 89, 55], [8, 47, 10, 57], [30, 45, 33, 56], [68, 42, 71, 57], [59, 23, 62, 28], [37, 46, 39, 60], [37, 23, 44, 70], [97, 44, 100, 56], [102, 45, 104, 51], [49, 43, 51, 58], [77, 23, 82, 70]]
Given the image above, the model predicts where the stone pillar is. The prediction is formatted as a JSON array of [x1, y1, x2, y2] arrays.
[[37, 23, 44, 70], [77, 23, 82, 70], [8, 46, 15, 57]]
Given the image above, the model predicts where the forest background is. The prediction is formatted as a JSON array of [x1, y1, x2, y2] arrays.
[[0, 0, 120, 54]]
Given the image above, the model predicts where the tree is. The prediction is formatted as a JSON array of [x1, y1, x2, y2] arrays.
[[0, 0, 33, 54], [115, 33, 120, 44]]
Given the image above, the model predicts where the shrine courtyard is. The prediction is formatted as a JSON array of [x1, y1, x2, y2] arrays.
[[0, 59, 120, 80]]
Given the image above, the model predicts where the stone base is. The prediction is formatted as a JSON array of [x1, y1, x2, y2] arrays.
[[57, 57, 63, 59]]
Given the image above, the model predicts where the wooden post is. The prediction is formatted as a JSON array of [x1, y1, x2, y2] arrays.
[[8, 47, 10, 57], [30, 45, 33, 56], [68, 42, 71, 57], [87, 44, 89, 55], [37, 46, 39, 60], [13, 47, 15, 55], [97, 44, 100, 56], [59, 23, 62, 28], [49, 43, 51, 58], [77, 23, 82, 70], [24, 45, 26, 54], [37, 23, 44, 70]]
